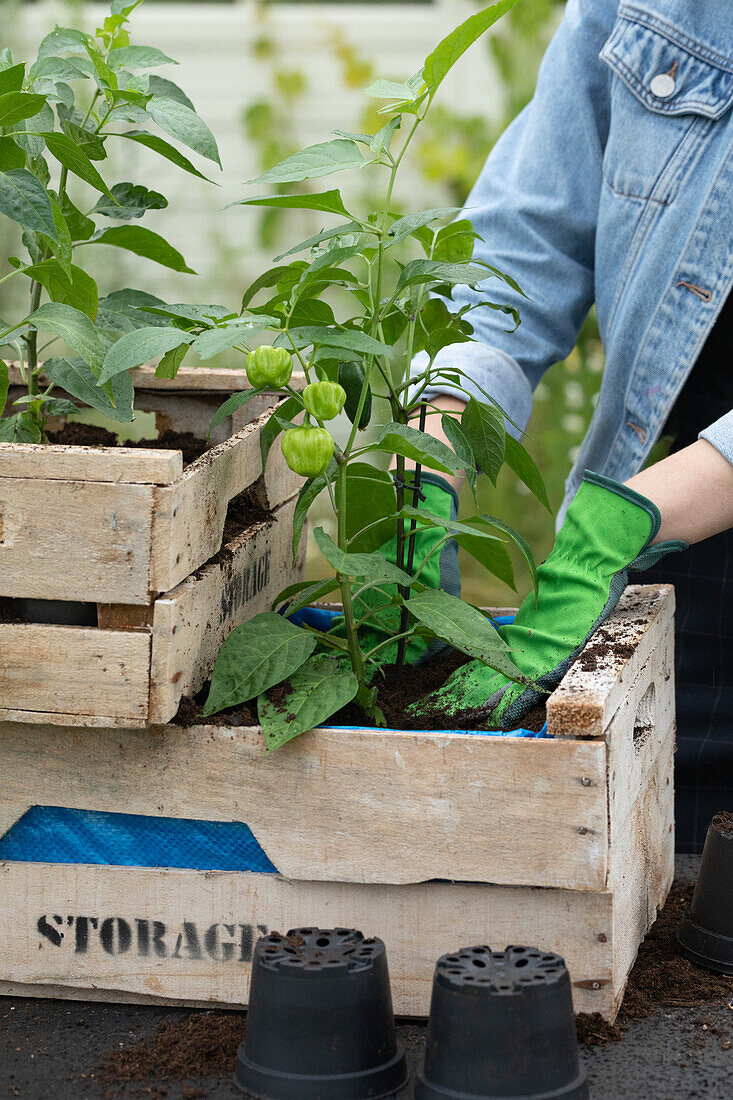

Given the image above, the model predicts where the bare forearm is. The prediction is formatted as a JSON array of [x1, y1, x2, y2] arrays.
[[626, 439, 733, 545]]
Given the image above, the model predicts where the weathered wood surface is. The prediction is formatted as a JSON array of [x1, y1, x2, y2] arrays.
[[149, 406, 298, 596], [149, 498, 302, 722], [0, 860, 618, 1018], [547, 585, 674, 738], [5, 362, 306, 395], [0, 499, 303, 726], [0, 718, 608, 890], [0, 625, 151, 721], [0, 444, 182, 484]]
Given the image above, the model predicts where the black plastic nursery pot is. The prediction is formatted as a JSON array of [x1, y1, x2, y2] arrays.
[[234, 927, 407, 1100], [415, 945, 588, 1100], [678, 811, 733, 975]]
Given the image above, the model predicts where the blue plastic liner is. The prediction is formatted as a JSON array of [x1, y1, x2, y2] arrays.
[[0, 610, 547, 871]]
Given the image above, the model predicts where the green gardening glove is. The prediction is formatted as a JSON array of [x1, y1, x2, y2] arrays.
[[345, 472, 460, 667], [410, 470, 687, 729]]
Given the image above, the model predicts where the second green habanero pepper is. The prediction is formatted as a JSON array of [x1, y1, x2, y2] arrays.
[[302, 381, 347, 421], [281, 425, 335, 478], [245, 345, 293, 389]]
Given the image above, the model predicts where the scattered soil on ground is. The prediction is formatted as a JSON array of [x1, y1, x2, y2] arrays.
[[576, 882, 733, 1046], [713, 810, 733, 837], [175, 647, 549, 733], [47, 424, 209, 467], [95, 1011, 244, 1092]]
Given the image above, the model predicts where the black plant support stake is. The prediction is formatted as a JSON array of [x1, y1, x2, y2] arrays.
[[396, 401, 427, 671]]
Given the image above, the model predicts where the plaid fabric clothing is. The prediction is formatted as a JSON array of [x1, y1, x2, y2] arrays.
[[629, 383, 733, 854]]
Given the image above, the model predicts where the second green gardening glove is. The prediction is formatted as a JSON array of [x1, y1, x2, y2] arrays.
[[410, 471, 687, 729], [346, 472, 460, 667]]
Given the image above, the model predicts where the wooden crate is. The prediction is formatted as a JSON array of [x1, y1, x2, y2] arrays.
[[0, 585, 675, 1020], [0, 367, 305, 725]]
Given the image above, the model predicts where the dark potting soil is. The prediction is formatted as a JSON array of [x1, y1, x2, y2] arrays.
[[174, 649, 549, 733], [713, 810, 733, 837], [576, 882, 733, 1046], [47, 423, 209, 467], [95, 1011, 244, 1090]]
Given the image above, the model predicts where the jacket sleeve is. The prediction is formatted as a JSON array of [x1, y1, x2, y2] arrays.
[[411, 0, 617, 431], [700, 411, 733, 466]]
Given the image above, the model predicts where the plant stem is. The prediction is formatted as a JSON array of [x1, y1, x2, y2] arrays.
[[335, 454, 373, 716], [396, 400, 426, 668]]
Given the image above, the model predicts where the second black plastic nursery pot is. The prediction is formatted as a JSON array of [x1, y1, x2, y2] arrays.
[[678, 811, 733, 975], [415, 945, 588, 1100], [234, 927, 407, 1100]]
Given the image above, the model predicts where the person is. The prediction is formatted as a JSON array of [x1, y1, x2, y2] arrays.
[[408, 0, 733, 853]]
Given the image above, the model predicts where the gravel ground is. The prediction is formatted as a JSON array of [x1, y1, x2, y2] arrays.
[[2, 856, 732, 1099]]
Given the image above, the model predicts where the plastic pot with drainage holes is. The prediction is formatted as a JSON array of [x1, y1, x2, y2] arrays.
[[678, 811, 733, 975], [234, 927, 407, 1099], [415, 945, 588, 1100]]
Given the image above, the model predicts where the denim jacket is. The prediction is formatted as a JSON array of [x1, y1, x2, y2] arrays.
[[413, 0, 733, 518]]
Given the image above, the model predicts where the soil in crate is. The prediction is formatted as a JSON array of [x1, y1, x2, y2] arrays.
[[175, 647, 549, 733], [47, 422, 209, 466]]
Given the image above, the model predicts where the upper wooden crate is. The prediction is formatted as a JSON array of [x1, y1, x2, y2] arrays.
[[0, 367, 303, 605]]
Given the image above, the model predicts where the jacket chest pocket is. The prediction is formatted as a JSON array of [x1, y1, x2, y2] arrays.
[[600, 9, 733, 202]]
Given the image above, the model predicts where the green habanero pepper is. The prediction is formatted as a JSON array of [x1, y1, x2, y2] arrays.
[[245, 345, 293, 389], [302, 380, 347, 422], [280, 425, 335, 478]]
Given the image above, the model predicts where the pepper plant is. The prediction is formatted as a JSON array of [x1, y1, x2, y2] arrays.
[[0, 0, 220, 442]]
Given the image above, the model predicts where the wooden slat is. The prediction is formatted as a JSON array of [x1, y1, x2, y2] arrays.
[[0, 718, 608, 890], [0, 861, 617, 1018], [547, 585, 674, 738], [0, 479, 154, 604], [0, 443, 182, 484], [5, 362, 306, 395], [149, 406, 299, 595], [0, 625, 150, 721], [149, 498, 303, 723], [0, 709, 150, 729]]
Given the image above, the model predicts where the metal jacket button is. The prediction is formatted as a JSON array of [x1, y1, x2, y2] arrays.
[[650, 72, 676, 98]]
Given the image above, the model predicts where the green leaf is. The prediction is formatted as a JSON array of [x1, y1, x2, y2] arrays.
[[434, 218, 478, 263], [365, 73, 425, 103], [406, 589, 527, 680], [207, 387, 262, 440], [120, 130, 215, 182], [0, 169, 57, 238], [441, 414, 477, 494], [203, 612, 316, 715], [292, 463, 334, 565], [29, 57, 87, 84], [395, 259, 491, 293], [475, 514, 539, 597], [99, 327, 195, 383], [109, 45, 176, 70], [233, 189, 351, 218], [92, 181, 167, 220], [91, 224, 195, 273], [367, 422, 463, 476], [504, 434, 550, 510], [369, 115, 401, 154], [258, 655, 358, 751], [283, 326, 391, 357], [0, 412, 41, 442], [155, 341, 188, 380], [48, 196, 73, 276], [423, 0, 520, 93], [146, 75, 194, 110], [146, 96, 220, 166], [387, 207, 461, 245], [246, 139, 364, 185], [96, 288, 167, 333], [314, 527, 413, 585], [461, 398, 506, 484], [241, 264, 301, 309], [142, 302, 233, 327], [20, 260, 98, 320], [273, 222, 362, 263], [0, 64, 25, 95], [0, 359, 8, 417], [59, 192, 95, 241], [43, 355, 134, 421], [398, 503, 515, 587], [40, 132, 112, 196], [276, 577, 340, 618], [38, 28, 90, 59], [191, 322, 262, 360], [337, 463, 396, 554], [0, 92, 48, 126], [0, 137, 25, 171], [26, 302, 106, 374]]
